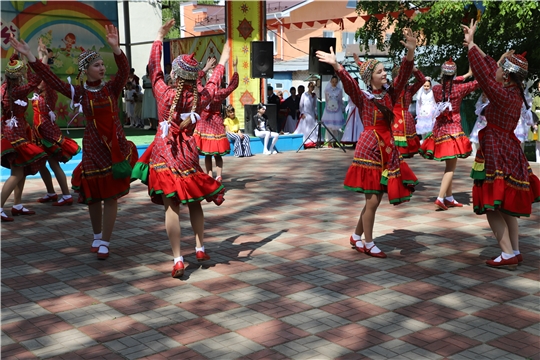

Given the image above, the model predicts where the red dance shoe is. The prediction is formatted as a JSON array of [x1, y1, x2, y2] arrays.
[[486, 256, 518, 270], [492, 254, 523, 263], [52, 197, 73, 206], [37, 194, 58, 203], [11, 207, 36, 216], [213, 192, 225, 206], [171, 262, 185, 278], [364, 245, 387, 258], [196, 250, 211, 262], [444, 199, 463, 208], [97, 245, 109, 260], [349, 236, 365, 253], [1, 212, 14, 222], [434, 199, 448, 211]]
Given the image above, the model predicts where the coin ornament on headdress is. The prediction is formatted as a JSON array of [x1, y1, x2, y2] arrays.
[[77, 50, 102, 73], [441, 58, 457, 76], [5, 55, 26, 79], [358, 59, 381, 85], [502, 52, 528, 80], [172, 53, 200, 81]]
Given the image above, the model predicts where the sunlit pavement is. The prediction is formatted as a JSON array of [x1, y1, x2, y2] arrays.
[[2, 148, 539, 359]]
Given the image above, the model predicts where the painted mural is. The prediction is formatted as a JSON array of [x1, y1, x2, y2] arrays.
[[1, 1, 118, 127]]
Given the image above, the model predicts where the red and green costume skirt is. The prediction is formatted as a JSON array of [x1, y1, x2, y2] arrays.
[[72, 141, 138, 205], [471, 159, 540, 217], [1, 125, 48, 176], [419, 131, 472, 161], [132, 141, 224, 206], [344, 126, 418, 205]]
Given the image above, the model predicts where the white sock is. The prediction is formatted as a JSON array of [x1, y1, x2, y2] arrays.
[[13, 204, 23, 210], [351, 233, 361, 241], [94, 233, 102, 240], [62, 195, 72, 200], [437, 197, 444, 203], [501, 252, 515, 260], [513, 250, 521, 255], [364, 241, 381, 254], [174, 256, 184, 264], [98, 241, 110, 254], [445, 196, 455, 202], [92, 240, 103, 248], [196, 246, 205, 252], [355, 241, 364, 249]]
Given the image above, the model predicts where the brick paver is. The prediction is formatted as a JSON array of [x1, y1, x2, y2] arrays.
[[1, 150, 539, 358]]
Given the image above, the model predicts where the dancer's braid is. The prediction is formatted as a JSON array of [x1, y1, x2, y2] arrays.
[[168, 78, 184, 123], [179, 80, 198, 129]]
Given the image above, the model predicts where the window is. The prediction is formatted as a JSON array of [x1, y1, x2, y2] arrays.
[[267, 31, 277, 55], [323, 31, 334, 38], [342, 32, 357, 50]]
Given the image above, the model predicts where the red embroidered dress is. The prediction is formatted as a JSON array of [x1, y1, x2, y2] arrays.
[[1, 71, 47, 175], [194, 72, 238, 155], [32, 84, 80, 163], [468, 47, 540, 216], [132, 40, 224, 205], [30, 52, 138, 204], [420, 76, 479, 160], [392, 70, 424, 158], [337, 57, 418, 204]]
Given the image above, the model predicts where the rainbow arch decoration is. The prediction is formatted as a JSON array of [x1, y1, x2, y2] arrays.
[[1, 1, 119, 127]]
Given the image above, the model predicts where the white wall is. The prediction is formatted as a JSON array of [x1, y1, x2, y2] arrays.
[[117, 0, 162, 83]]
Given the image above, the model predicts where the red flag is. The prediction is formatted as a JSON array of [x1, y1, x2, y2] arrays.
[[283, 23, 291, 29], [389, 11, 400, 19], [305, 21, 315, 28], [419, 7, 430, 13], [293, 22, 303, 29], [404, 9, 415, 18], [317, 20, 328, 26], [331, 18, 342, 25], [373, 13, 385, 21], [347, 16, 358, 23], [361, 15, 371, 22]]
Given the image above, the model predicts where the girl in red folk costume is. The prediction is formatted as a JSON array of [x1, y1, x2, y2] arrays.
[[389, 64, 424, 158], [33, 43, 81, 206], [11, 26, 138, 260], [316, 28, 419, 259], [419, 58, 478, 210], [194, 57, 239, 182], [132, 20, 229, 278], [463, 19, 540, 269], [1, 55, 47, 222]]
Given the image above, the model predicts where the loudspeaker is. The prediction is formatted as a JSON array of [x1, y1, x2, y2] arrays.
[[251, 41, 274, 78], [244, 104, 277, 135], [308, 37, 337, 75]]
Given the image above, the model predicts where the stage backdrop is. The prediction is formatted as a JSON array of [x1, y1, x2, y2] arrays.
[[1, 1, 118, 127], [226, 0, 265, 126]]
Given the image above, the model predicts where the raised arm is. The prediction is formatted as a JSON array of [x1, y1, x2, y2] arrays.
[[214, 71, 239, 102], [10, 34, 72, 98], [150, 20, 175, 96], [392, 57, 414, 104], [409, 68, 426, 96]]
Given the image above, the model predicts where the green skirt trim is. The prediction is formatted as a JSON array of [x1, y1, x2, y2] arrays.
[[149, 184, 224, 204]]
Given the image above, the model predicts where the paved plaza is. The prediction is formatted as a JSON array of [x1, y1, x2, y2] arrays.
[[1, 148, 539, 360]]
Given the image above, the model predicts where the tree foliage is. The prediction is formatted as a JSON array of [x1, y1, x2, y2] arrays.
[[355, 1, 540, 80]]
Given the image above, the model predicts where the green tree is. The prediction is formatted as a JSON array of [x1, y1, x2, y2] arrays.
[[355, 1, 540, 80]]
